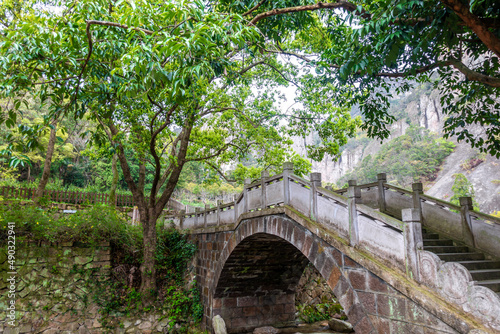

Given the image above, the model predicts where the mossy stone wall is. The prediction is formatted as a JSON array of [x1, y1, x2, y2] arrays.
[[0, 241, 111, 333]]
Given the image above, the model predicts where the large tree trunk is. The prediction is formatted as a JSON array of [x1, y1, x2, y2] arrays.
[[34, 121, 57, 203], [109, 153, 118, 206], [139, 207, 158, 304]]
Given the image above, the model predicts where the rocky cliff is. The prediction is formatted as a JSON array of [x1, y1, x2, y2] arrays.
[[297, 85, 500, 214]]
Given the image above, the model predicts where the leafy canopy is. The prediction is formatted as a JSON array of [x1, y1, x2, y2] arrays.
[[220, 0, 500, 156]]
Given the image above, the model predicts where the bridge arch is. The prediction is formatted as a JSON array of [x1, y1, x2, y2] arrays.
[[191, 213, 461, 333], [209, 214, 375, 333]]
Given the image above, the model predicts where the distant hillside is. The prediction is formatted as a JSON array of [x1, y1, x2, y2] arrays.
[[294, 83, 500, 214]]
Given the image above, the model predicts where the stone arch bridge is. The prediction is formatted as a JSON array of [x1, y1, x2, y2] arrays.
[[168, 164, 500, 334]]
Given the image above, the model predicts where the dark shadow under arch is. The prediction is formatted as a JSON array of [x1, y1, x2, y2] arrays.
[[210, 216, 373, 333]]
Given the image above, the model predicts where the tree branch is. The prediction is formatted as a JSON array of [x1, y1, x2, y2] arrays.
[[243, 0, 267, 17], [440, 0, 500, 58], [149, 103, 178, 205], [86, 19, 155, 35], [206, 162, 237, 183], [249, 1, 364, 25], [448, 58, 500, 87]]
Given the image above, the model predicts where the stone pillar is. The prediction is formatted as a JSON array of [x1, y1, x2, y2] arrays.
[[233, 195, 238, 222], [204, 205, 210, 228], [179, 210, 185, 230], [459, 197, 476, 248], [132, 206, 140, 225], [244, 178, 251, 213], [216, 200, 222, 226], [402, 208, 423, 281], [282, 162, 293, 206], [310, 173, 321, 221], [348, 180, 360, 246], [377, 173, 387, 213], [261, 170, 269, 209]]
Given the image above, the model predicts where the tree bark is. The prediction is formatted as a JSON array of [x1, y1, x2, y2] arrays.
[[440, 0, 500, 58], [34, 120, 57, 203], [139, 209, 157, 300], [109, 153, 118, 206]]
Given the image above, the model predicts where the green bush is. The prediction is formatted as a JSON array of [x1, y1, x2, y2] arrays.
[[338, 126, 455, 187], [0, 203, 202, 331], [297, 302, 344, 323], [0, 203, 142, 255]]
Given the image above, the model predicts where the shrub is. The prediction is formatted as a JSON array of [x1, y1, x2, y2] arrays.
[[338, 126, 455, 187]]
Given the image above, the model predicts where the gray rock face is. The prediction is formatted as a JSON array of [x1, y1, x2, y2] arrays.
[[328, 318, 354, 333], [253, 326, 280, 334], [213, 315, 227, 334]]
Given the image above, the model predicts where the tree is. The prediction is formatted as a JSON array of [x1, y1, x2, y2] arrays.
[[217, 0, 500, 156], [450, 173, 479, 209], [0, 98, 75, 187], [0, 0, 360, 298]]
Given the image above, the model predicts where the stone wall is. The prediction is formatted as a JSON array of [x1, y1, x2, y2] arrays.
[[295, 264, 337, 307], [0, 242, 172, 334], [0, 241, 111, 333]]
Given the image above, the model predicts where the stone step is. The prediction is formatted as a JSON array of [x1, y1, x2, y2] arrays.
[[422, 233, 440, 240], [476, 279, 500, 292], [458, 260, 500, 270], [424, 245, 470, 253], [423, 239, 454, 247], [469, 269, 500, 281], [436, 252, 485, 262]]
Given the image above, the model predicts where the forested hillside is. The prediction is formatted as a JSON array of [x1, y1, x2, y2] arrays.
[[296, 84, 500, 214]]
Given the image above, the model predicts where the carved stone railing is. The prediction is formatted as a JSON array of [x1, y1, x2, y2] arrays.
[[343, 173, 500, 261], [167, 164, 500, 332]]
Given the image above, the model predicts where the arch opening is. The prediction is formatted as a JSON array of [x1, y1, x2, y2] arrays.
[[212, 233, 346, 333]]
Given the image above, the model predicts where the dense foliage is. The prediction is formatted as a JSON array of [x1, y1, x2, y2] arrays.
[[225, 0, 500, 155], [0, 203, 202, 331], [338, 126, 456, 187], [450, 173, 479, 210]]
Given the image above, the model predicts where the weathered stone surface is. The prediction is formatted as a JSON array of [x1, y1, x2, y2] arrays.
[[253, 326, 280, 334], [328, 319, 354, 333], [213, 315, 227, 334]]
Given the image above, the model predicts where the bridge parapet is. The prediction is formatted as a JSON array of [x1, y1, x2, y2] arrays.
[[167, 164, 500, 333], [338, 174, 500, 261]]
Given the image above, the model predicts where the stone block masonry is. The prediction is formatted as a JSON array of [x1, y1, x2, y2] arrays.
[[0, 242, 178, 334], [0, 241, 111, 333]]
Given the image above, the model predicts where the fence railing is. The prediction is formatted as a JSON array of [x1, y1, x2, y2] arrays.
[[168, 165, 500, 266], [0, 186, 188, 212]]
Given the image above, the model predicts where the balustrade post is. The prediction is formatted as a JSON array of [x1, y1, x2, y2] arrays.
[[216, 200, 222, 226], [310, 173, 321, 221], [233, 195, 238, 222], [204, 205, 210, 228], [282, 162, 293, 206], [402, 208, 423, 281], [412, 182, 423, 224], [244, 178, 251, 213], [459, 197, 476, 248], [261, 171, 269, 209], [195, 208, 200, 227], [377, 173, 387, 213], [179, 210, 185, 230], [347, 180, 361, 246]]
